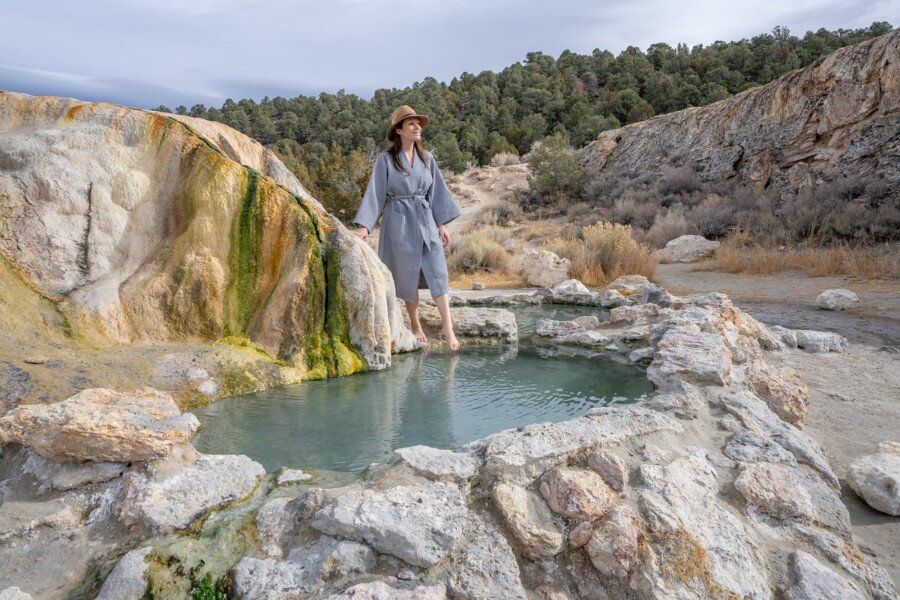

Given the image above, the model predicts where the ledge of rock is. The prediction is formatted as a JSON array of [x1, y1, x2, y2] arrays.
[[0, 388, 198, 462]]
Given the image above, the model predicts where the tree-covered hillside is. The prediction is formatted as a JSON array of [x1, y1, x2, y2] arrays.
[[157, 23, 891, 217]]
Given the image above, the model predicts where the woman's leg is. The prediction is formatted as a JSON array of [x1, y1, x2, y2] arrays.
[[404, 292, 427, 342], [432, 292, 460, 351]]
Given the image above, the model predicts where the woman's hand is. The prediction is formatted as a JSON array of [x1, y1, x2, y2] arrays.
[[438, 225, 450, 247], [353, 226, 369, 241]]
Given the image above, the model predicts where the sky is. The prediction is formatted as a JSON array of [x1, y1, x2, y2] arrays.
[[1, 0, 896, 110]]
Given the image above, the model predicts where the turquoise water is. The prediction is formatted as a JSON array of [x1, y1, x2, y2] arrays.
[[193, 305, 652, 473]]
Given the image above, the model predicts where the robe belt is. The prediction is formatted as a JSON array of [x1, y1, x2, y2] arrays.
[[386, 194, 438, 243]]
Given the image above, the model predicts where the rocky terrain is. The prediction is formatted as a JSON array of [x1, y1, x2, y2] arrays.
[[0, 91, 418, 406], [1, 277, 897, 598], [579, 29, 899, 191]]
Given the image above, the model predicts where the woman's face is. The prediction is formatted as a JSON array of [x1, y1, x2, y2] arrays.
[[396, 117, 422, 144]]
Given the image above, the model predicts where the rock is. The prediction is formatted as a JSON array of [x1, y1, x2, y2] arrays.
[[471, 281, 485, 290], [585, 505, 641, 579], [720, 390, 839, 488], [474, 406, 681, 485], [794, 330, 849, 353], [647, 327, 732, 388], [769, 325, 799, 348], [448, 514, 528, 600], [19, 448, 124, 492], [0, 91, 398, 376], [276, 468, 313, 485], [519, 250, 571, 287], [587, 449, 628, 491], [608, 275, 651, 296], [579, 32, 899, 194], [233, 536, 375, 599], [535, 318, 584, 338], [816, 289, 859, 311], [567, 521, 595, 549], [22, 356, 47, 365], [327, 581, 447, 599], [0, 362, 31, 409], [539, 467, 615, 519], [848, 441, 900, 516], [609, 303, 661, 325], [745, 360, 810, 425], [393, 445, 481, 483], [0, 388, 199, 462], [653, 235, 720, 263], [638, 449, 769, 599], [573, 315, 601, 329], [547, 279, 599, 305], [255, 497, 295, 558], [628, 347, 656, 364], [311, 483, 467, 567], [420, 306, 518, 343], [723, 430, 798, 466], [118, 454, 265, 531], [734, 463, 851, 532], [0, 588, 32, 600], [787, 550, 864, 600], [96, 547, 152, 600], [491, 483, 563, 558], [640, 283, 678, 307], [598, 289, 630, 308]]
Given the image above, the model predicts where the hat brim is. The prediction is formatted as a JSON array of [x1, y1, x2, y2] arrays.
[[387, 114, 429, 140]]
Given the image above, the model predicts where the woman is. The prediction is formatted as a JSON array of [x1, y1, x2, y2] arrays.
[[352, 105, 463, 350]]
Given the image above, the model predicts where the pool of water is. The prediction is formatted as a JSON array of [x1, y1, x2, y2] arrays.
[[193, 305, 653, 474]]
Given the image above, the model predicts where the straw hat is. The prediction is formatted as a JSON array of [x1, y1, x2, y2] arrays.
[[386, 105, 430, 141]]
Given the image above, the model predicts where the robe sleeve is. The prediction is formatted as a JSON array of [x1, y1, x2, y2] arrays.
[[426, 152, 462, 227], [352, 152, 388, 232]]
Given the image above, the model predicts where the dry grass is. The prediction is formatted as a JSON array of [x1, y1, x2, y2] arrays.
[[489, 151, 521, 167], [475, 200, 525, 227], [447, 230, 510, 275], [643, 206, 697, 248], [542, 221, 657, 286], [449, 270, 526, 289], [700, 240, 899, 279]]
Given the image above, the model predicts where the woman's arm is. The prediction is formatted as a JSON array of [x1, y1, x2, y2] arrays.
[[426, 153, 462, 229], [352, 152, 389, 235]]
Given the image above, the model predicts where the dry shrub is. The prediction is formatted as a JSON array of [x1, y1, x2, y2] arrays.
[[490, 151, 521, 167], [608, 194, 659, 230], [644, 206, 697, 247], [543, 221, 657, 286], [448, 230, 510, 275], [566, 201, 595, 224], [475, 200, 524, 226], [657, 165, 703, 196], [701, 234, 899, 279]]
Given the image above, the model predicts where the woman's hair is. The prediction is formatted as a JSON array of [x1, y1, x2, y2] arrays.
[[387, 118, 430, 173]]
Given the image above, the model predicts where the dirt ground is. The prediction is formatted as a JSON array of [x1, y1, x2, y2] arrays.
[[656, 262, 900, 585]]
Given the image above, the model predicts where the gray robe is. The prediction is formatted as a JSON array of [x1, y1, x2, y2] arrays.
[[353, 149, 461, 302]]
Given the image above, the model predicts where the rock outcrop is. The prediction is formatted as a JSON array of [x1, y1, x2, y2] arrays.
[[0, 91, 409, 385], [579, 30, 899, 192], [653, 235, 720, 263]]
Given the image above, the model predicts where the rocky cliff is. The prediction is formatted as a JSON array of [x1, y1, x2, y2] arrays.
[[579, 30, 899, 191], [0, 91, 410, 392]]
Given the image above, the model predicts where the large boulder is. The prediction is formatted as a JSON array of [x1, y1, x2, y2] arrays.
[[518, 249, 570, 287], [0, 388, 198, 462], [745, 360, 810, 425], [816, 289, 859, 311], [653, 235, 720, 263], [490, 483, 563, 558], [848, 441, 900, 516], [647, 327, 732, 388], [310, 484, 468, 567], [117, 454, 265, 531], [0, 91, 407, 378]]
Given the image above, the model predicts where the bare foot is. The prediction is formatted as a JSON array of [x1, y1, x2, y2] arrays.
[[411, 326, 428, 343], [443, 328, 460, 351]]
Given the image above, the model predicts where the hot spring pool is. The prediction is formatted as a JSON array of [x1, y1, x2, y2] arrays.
[[193, 305, 653, 474]]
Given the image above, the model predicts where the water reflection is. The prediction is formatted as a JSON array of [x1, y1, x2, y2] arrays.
[[194, 339, 652, 474]]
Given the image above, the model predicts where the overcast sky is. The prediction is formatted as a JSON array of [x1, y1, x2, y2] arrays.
[[1, 0, 896, 109]]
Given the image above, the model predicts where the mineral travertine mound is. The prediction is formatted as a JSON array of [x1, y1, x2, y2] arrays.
[[0, 91, 408, 380]]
